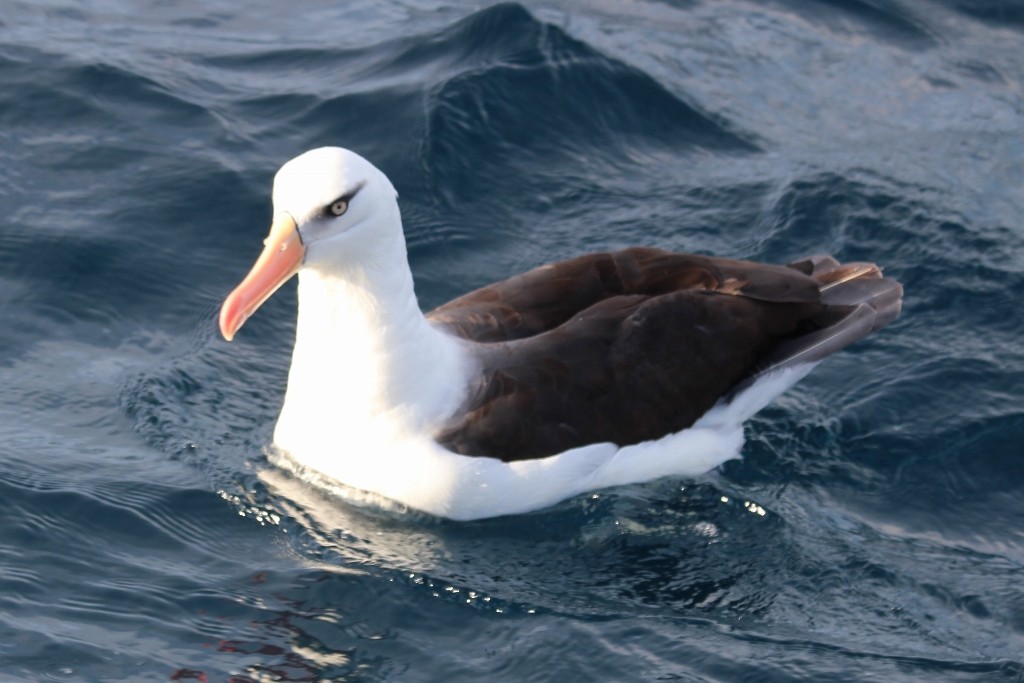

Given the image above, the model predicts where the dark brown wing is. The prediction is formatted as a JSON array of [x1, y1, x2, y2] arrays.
[[426, 247, 820, 342], [434, 292, 822, 461], [430, 249, 902, 462]]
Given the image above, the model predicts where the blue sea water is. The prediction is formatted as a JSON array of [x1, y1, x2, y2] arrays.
[[1, 0, 1023, 680]]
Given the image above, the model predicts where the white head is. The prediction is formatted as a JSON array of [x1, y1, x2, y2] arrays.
[[272, 147, 400, 271], [219, 147, 402, 340]]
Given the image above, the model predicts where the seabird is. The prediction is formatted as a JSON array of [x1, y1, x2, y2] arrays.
[[219, 147, 902, 520]]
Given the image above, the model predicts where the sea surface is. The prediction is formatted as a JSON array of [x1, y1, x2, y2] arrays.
[[2, 0, 1023, 680]]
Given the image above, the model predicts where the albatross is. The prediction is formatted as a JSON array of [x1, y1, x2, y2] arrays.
[[219, 147, 902, 520]]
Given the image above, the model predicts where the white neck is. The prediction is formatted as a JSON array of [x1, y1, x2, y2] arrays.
[[272, 224, 471, 454]]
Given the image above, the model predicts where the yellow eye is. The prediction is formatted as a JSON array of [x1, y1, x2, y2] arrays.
[[329, 199, 348, 216]]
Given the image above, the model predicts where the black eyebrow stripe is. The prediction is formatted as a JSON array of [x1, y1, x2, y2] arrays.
[[319, 181, 366, 220], [327, 180, 366, 209]]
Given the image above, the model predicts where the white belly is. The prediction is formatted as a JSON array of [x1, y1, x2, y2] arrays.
[[270, 364, 816, 521]]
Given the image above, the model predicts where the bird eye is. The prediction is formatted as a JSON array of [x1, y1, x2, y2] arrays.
[[328, 199, 349, 217]]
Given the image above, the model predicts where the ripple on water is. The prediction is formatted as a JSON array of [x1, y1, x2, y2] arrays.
[[1, 0, 1023, 680]]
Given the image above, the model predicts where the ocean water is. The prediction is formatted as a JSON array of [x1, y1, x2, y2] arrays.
[[2, 0, 1023, 680]]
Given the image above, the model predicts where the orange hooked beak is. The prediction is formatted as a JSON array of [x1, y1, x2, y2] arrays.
[[219, 212, 305, 341]]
